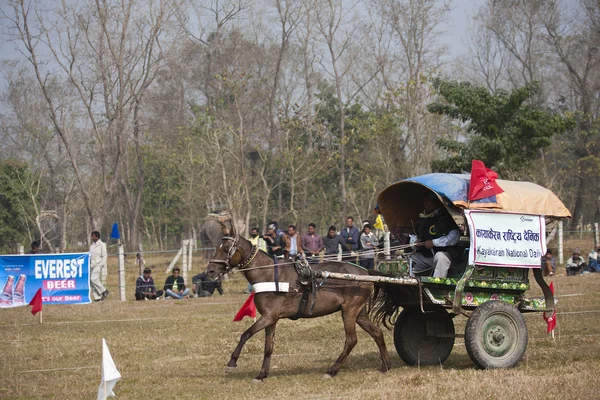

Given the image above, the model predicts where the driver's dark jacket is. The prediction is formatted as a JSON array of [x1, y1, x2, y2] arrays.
[[416, 208, 460, 260]]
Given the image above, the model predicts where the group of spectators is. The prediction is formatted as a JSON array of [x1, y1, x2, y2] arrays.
[[134, 267, 223, 301], [248, 217, 380, 270], [542, 247, 600, 276]]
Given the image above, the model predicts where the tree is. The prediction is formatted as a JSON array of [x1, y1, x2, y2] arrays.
[[0, 160, 36, 251], [427, 79, 574, 176]]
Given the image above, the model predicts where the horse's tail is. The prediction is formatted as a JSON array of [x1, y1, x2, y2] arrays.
[[367, 269, 404, 330]]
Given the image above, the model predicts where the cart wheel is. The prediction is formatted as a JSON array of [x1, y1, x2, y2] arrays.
[[465, 300, 528, 369], [393, 307, 455, 366]]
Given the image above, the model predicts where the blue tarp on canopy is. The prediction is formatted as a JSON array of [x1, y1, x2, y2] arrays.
[[405, 173, 498, 207]]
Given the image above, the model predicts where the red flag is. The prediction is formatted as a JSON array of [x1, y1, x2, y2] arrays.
[[28, 288, 43, 316], [233, 292, 256, 321], [468, 160, 504, 201], [543, 282, 556, 333]]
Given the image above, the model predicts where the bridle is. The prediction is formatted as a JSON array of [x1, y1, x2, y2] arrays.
[[209, 235, 258, 273]]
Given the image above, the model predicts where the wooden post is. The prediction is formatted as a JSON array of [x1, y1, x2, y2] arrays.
[[595, 223, 599, 248], [17, 244, 24, 255], [118, 243, 126, 301], [188, 237, 193, 275], [166, 247, 183, 273], [182, 240, 189, 283], [558, 220, 564, 265]]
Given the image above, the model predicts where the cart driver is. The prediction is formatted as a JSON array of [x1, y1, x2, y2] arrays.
[[411, 192, 461, 278]]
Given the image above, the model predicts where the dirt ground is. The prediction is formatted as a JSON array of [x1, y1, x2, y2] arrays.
[[1, 240, 600, 399]]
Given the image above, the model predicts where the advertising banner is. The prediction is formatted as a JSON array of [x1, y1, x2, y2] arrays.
[[465, 210, 546, 268], [0, 253, 91, 308]]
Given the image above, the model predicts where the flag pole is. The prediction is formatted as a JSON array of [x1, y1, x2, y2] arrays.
[[39, 310, 42, 324], [104, 380, 107, 400]]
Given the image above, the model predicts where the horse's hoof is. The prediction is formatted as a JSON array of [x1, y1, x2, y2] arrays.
[[322, 373, 333, 379], [224, 366, 236, 374], [252, 378, 263, 384]]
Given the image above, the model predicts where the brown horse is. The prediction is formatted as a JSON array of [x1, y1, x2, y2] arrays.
[[204, 225, 391, 381]]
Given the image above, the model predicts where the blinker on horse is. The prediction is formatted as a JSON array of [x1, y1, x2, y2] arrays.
[[204, 223, 391, 381]]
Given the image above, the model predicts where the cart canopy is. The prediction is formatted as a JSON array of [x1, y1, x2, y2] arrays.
[[377, 173, 571, 228]]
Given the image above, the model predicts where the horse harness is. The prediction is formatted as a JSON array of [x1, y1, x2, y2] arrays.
[[211, 235, 321, 319]]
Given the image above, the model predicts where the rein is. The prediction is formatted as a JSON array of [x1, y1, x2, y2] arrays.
[[209, 235, 259, 273]]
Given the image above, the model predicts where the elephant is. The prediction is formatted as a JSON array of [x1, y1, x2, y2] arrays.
[[199, 213, 245, 260]]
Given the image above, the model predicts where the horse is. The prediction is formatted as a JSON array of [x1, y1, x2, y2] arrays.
[[204, 224, 391, 381]]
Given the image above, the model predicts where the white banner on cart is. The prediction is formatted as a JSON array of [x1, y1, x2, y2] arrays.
[[465, 210, 546, 268]]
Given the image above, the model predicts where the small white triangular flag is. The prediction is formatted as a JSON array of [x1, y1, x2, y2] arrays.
[[97, 338, 121, 400]]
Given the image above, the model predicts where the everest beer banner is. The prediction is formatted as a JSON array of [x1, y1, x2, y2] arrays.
[[465, 210, 546, 268], [0, 253, 91, 308]]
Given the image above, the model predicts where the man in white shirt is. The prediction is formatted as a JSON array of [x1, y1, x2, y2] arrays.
[[90, 231, 110, 301]]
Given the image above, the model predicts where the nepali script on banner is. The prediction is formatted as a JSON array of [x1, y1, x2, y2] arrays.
[[0, 253, 91, 308], [465, 210, 546, 268]]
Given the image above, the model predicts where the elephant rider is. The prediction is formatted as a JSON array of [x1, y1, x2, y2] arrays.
[[411, 192, 460, 278]]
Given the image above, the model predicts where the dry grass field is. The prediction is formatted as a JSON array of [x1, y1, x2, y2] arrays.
[[1, 239, 600, 400]]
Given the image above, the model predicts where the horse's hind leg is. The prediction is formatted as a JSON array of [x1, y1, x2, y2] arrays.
[[226, 315, 274, 372], [325, 307, 360, 378], [356, 310, 391, 373], [254, 323, 277, 381]]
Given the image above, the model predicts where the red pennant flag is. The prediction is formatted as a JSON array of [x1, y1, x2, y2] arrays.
[[543, 282, 556, 333], [28, 288, 43, 316], [233, 292, 256, 321], [468, 160, 504, 201]]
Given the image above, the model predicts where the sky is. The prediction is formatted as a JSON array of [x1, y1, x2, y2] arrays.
[[0, 0, 487, 90]]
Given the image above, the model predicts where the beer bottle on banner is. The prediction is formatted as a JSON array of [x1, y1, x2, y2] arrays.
[[0, 275, 15, 306], [13, 274, 27, 305]]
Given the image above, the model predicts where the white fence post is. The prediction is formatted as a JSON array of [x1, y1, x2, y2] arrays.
[[118, 243, 126, 301], [558, 220, 564, 265], [384, 231, 390, 260], [166, 247, 183, 273], [595, 223, 599, 248], [188, 237, 193, 276], [182, 239, 189, 283]]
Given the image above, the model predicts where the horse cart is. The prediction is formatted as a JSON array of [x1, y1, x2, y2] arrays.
[[317, 174, 570, 369]]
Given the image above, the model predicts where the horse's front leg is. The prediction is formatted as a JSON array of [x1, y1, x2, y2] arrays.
[[254, 323, 277, 381], [225, 315, 273, 372]]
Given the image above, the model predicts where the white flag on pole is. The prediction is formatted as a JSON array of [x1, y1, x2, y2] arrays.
[[98, 338, 121, 400]]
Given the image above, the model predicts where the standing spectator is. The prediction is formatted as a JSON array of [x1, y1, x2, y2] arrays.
[[301, 223, 325, 259], [90, 231, 109, 301], [284, 225, 303, 260], [323, 226, 350, 257], [135, 267, 164, 300], [269, 221, 286, 241], [264, 224, 285, 258], [26, 240, 41, 254], [585, 247, 600, 273], [192, 272, 224, 297], [249, 227, 267, 252], [164, 267, 190, 299], [542, 249, 556, 277], [359, 224, 377, 270], [566, 248, 587, 276], [341, 217, 360, 260]]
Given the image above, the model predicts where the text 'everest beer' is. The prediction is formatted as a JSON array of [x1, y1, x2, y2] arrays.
[[13, 274, 27, 305], [0, 275, 15, 306]]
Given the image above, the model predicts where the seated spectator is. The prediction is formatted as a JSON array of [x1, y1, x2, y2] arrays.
[[359, 224, 377, 270], [26, 240, 41, 254], [164, 267, 190, 299], [323, 226, 349, 256], [566, 248, 587, 276], [542, 250, 556, 277], [585, 247, 600, 273], [135, 267, 164, 300], [192, 272, 224, 297]]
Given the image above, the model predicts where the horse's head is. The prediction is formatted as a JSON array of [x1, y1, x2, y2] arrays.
[[205, 223, 248, 281]]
